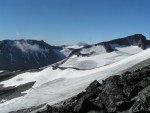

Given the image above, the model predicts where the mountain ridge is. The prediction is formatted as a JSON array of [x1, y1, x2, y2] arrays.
[[0, 39, 65, 71], [0, 34, 149, 71], [68, 34, 149, 57]]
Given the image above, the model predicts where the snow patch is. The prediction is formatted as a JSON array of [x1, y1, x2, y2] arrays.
[[110, 44, 126, 50], [60, 48, 72, 57], [0, 71, 3, 73], [65, 45, 84, 49], [61, 46, 143, 69], [80, 45, 106, 54], [0, 100, 7, 104]]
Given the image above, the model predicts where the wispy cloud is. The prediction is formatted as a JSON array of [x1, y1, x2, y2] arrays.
[[32, 36, 40, 40], [14, 41, 47, 53], [16, 32, 20, 37]]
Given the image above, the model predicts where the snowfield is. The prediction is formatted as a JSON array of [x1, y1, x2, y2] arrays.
[[61, 46, 143, 69], [80, 45, 106, 54], [61, 44, 85, 57], [65, 45, 84, 49], [0, 46, 150, 113], [0, 71, 3, 73]]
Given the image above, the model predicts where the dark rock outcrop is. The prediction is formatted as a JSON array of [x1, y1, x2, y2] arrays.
[[108, 34, 148, 49], [129, 86, 150, 113], [0, 40, 65, 71], [0, 82, 35, 102], [38, 65, 150, 113]]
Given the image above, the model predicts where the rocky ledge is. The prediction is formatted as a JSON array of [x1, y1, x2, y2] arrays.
[[37, 65, 150, 113]]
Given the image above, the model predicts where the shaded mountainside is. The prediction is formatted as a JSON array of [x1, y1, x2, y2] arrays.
[[0, 40, 65, 71], [107, 34, 149, 49], [37, 64, 150, 113], [68, 34, 150, 57]]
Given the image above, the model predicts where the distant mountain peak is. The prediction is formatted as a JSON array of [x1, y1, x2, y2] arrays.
[[77, 42, 88, 46], [67, 34, 149, 58], [0, 39, 65, 71], [107, 34, 147, 49]]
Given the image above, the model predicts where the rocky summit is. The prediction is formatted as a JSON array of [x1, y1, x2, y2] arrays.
[[0, 40, 65, 71], [107, 34, 149, 49], [38, 65, 150, 113]]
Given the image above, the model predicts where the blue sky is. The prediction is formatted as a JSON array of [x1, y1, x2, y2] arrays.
[[0, 0, 149, 45]]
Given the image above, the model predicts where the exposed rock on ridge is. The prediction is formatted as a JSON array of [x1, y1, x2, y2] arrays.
[[107, 34, 148, 49]]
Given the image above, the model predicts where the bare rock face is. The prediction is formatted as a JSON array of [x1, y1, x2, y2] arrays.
[[129, 86, 150, 113], [74, 80, 102, 113], [0, 40, 65, 71], [108, 34, 148, 49], [38, 65, 150, 113]]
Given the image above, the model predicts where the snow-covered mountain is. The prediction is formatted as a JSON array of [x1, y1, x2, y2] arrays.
[[0, 39, 65, 71], [59, 34, 150, 69], [0, 34, 150, 113], [67, 34, 149, 57]]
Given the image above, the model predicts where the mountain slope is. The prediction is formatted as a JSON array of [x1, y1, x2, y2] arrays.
[[0, 40, 65, 71], [68, 34, 149, 57], [59, 34, 149, 70], [1, 47, 150, 113], [0, 34, 150, 113]]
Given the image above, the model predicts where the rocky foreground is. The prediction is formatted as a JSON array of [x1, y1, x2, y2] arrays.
[[37, 65, 150, 113]]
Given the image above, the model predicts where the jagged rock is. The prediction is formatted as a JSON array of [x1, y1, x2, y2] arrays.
[[122, 72, 144, 86], [123, 85, 143, 100], [46, 105, 53, 113], [73, 92, 86, 101], [141, 65, 150, 70], [122, 71, 132, 76], [117, 111, 129, 113], [129, 86, 150, 113], [37, 65, 150, 113], [115, 100, 136, 111], [91, 97, 104, 109], [136, 77, 150, 88], [87, 110, 105, 113], [46, 105, 74, 113], [123, 86, 135, 98], [99, 75, 126, 112], [73, 81, 103, 113], [134, 69, 141, 72], [103, 75, 125, 87], [85, 80, 102, 93], [74, 92, 101, 113]]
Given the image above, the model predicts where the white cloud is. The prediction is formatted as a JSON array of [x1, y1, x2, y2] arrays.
[[14, 41, 48, 53], [16, 32, 20, 37], [32, 36, 39, 40]]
